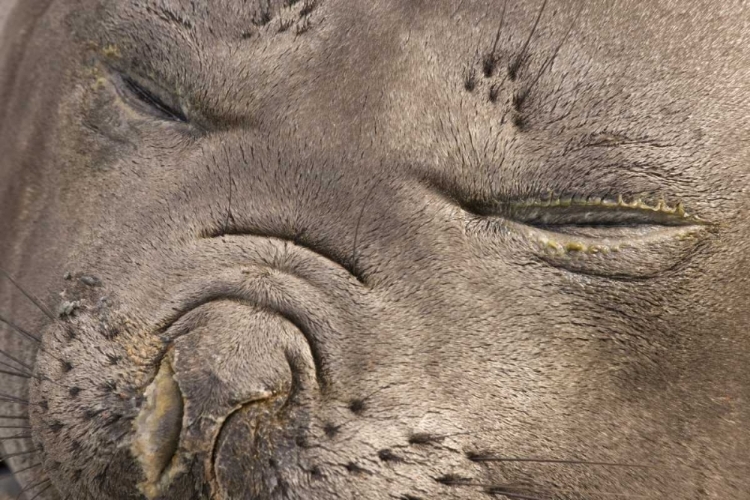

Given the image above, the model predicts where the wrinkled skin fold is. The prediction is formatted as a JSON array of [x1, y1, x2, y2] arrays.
[[1, 0, 749, 499]]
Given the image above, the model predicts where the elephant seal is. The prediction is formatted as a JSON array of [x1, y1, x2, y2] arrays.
[[1, 0, 749, 498]]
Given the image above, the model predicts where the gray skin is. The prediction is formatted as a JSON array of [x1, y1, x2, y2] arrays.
[[1, 0, 749, 499]]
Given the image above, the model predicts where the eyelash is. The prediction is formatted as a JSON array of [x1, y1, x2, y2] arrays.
[[120, 75, 188, 123], [468, 196, 701, 228]]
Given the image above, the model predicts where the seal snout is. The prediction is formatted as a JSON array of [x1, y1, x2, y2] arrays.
[[132, 299, 318, 499]]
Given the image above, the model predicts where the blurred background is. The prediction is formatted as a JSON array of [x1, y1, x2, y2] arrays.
[[0, 461, 21, 498]]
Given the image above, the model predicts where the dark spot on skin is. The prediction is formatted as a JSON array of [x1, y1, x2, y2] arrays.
[[512, 90, 526, 111], [79, 275, 101, 287], [507, 59, 521, 81], [63, 272, 72, 280], [63, 325, 77, 341], [84, 408, 103, 420], [488, 84, 500, 103], [285, 0, 302, 6], [400, 496, 424, 500], [70, 440, 81, 452], [310, 465, 323, 479], [68, 387, 81, 398], [48, 460, 61, 471], [511, 111, 526, 130], [72, 469, 83, 482], [102, 326, 120, 340], [482, 53, 497, 77], [323, 422, 340, 438], [463, 68, 477, 92], [408, 433, 445, 445], [39, 399, 49, 411], [60, 360, 73, 373], [348, 398, 365, 415], [345, 462, 367, 474], [278, 17, 294, 32], [436, 474, 472, 486], [252, 3, 272, 27], [268, 458, 277, 468], [295, 434, 309, 448], [103, 413, 122, 427], [49, 421, 64, 433], [295, 19, 311, 35], [299, 0, 318, 17], [377, 449, 401, 462], [106, 354, 120, 366], [101, 380, 117, 392]]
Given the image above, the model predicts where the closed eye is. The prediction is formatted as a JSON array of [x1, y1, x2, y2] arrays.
[[117, 73, 188, 123], [462, 194, 712, 279], [471, 196, 705, 230]]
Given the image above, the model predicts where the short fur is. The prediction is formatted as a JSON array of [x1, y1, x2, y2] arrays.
[[1, 0, 749, 499]]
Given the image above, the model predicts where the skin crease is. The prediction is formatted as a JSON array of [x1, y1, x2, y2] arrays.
[[0, 0, 749, 498]]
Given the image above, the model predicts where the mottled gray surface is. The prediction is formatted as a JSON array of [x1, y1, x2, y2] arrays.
[[1, 0, 750, 499]]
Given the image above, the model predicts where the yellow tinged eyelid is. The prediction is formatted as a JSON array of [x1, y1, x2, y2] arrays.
[[506, 194, 706, 224]]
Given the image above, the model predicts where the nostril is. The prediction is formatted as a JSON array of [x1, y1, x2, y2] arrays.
[[131, 354, 184, 499]]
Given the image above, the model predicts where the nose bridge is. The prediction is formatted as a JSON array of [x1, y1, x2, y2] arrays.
[[189, 133, 458, 377]]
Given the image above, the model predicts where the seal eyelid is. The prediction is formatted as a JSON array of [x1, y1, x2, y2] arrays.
[[506, 204, 701, 228], [483, 196, 707, 229], [117, 73, 188, 123]]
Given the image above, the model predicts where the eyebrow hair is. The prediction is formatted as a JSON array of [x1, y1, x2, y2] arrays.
[[143, 3, 196, 32]]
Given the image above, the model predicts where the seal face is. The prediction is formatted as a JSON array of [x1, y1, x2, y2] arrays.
[[1, 0, 750, 499]]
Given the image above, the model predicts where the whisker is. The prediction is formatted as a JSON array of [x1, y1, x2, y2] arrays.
[[0, 313, 41, 343], [491, 0, 508, 55], [441, 477, 654, 500], [1, 448, 41, 461], [482, 0, 509, 77], [0, 392, 32, 406], [0, 367, 32, 379], [508, 0, 548, 79], [0, 361, 63, 387], [0, 315, 70, 367], [514, 0, 584, 109], [488, 483, 655, 499], [487, 491, 548, 500], [11, 462, 43, 476], [0, 434, 32, 442], [467, 453, 649, 469], [27, 483, 52, 500], [16, 477, 51, 500], [0, 414, 29, 421], [0, 424, 32, 429], [0, 462, 42, 479], [0, 268, 56, 321], [0, 347, 34, 372], [351, 181, 379, 273]]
